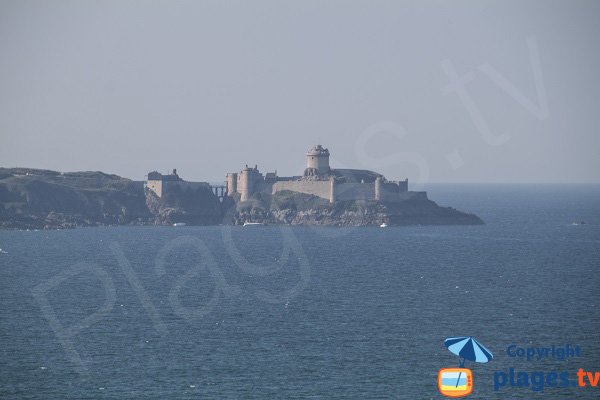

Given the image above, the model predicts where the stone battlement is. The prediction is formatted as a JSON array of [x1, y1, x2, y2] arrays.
[[226, 145, 411, 203]]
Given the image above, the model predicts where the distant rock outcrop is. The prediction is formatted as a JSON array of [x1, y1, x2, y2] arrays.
[[145, 184, 222, 226], [0, 168, 152, 229], [0, 168, 223, 229]]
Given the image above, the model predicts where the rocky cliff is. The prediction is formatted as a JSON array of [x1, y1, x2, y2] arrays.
[[227, 190, 483, 226], [145, 184, 222, 226], [0, 168, 222, 229]]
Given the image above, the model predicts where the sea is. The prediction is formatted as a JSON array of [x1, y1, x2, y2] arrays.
[[1, 184, 599, 399]]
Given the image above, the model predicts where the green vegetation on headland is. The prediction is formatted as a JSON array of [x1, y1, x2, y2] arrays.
[[0, 168, 483, 229]]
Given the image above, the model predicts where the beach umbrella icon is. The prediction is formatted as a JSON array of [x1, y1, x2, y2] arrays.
[[444, 336, 493, 367]]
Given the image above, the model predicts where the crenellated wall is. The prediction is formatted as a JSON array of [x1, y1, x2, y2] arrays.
[[378, 182, 402, 201], [397, 179, 408, 192], [272, 179, 413, 203]]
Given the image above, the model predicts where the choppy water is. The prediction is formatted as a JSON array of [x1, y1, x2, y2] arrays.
[[1, 184, 599, 399]]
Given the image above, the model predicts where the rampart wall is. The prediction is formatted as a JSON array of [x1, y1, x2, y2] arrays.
[[335, 183, 375, 201], [272, 181, 331, 200]]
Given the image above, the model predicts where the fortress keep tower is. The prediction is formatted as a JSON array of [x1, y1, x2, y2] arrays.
[[304, 145, 330, 176], [237, 165, 264, 201]]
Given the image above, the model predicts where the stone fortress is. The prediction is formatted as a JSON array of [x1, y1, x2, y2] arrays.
[[145, 145, 420, 204], [226, 145, 411, 203], [145, 169, 210, 198], [1, 146, 481, 230]]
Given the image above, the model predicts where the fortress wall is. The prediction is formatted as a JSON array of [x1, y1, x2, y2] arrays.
[[256, 181, 274, 196], [165, 181, 210, 192], [272, 181, 331, 200], [335, 183, 376, 201], [382, 182, 400, 193], [379, 182, 400, 201], [398, 179, 408, 192], [146, 180, 212, 198], [373, 189, 428, 203]]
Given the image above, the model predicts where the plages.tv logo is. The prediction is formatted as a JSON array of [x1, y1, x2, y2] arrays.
[[438, 336, 494, 398]]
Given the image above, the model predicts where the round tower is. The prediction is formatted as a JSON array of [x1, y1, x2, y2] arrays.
[[238, 166, 253, 202], [305, 145, 330, 175], [226, 173, 238, 195]]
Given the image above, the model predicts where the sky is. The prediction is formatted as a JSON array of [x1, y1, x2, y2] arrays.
[[1, 0, 599, 183]]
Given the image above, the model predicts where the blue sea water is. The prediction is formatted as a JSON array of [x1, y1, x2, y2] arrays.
[[1, 184, 599, 399]]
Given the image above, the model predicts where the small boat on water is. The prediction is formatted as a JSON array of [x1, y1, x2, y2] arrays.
[[0, 248, 7, 254], [243, 222, 264, 227], [173, 222, 187, 227], [380, 223, 388, 228]]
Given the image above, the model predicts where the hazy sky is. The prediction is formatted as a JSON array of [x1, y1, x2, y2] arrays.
[[1, 0, 599, 183]]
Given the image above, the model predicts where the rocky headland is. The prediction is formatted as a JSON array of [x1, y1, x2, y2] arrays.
[[0, 167, 483, 229], [0, 168, 220, 229], [229, 190, 483, 226]]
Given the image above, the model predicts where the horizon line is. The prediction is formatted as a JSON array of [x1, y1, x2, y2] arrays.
[[2, 165, 599, 185]]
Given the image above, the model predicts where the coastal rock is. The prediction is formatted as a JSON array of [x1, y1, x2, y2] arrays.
[[145, 185, 222, 226], [227, 190, 483, 226], [0, 168, 223, 229], [0, 168, 153, 229]]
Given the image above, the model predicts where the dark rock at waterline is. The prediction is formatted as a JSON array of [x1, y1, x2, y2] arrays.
[[228, 190, 483, 226]]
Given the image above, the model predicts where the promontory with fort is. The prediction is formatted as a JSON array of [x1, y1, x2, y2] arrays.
[[0, 145, 483, 229]]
